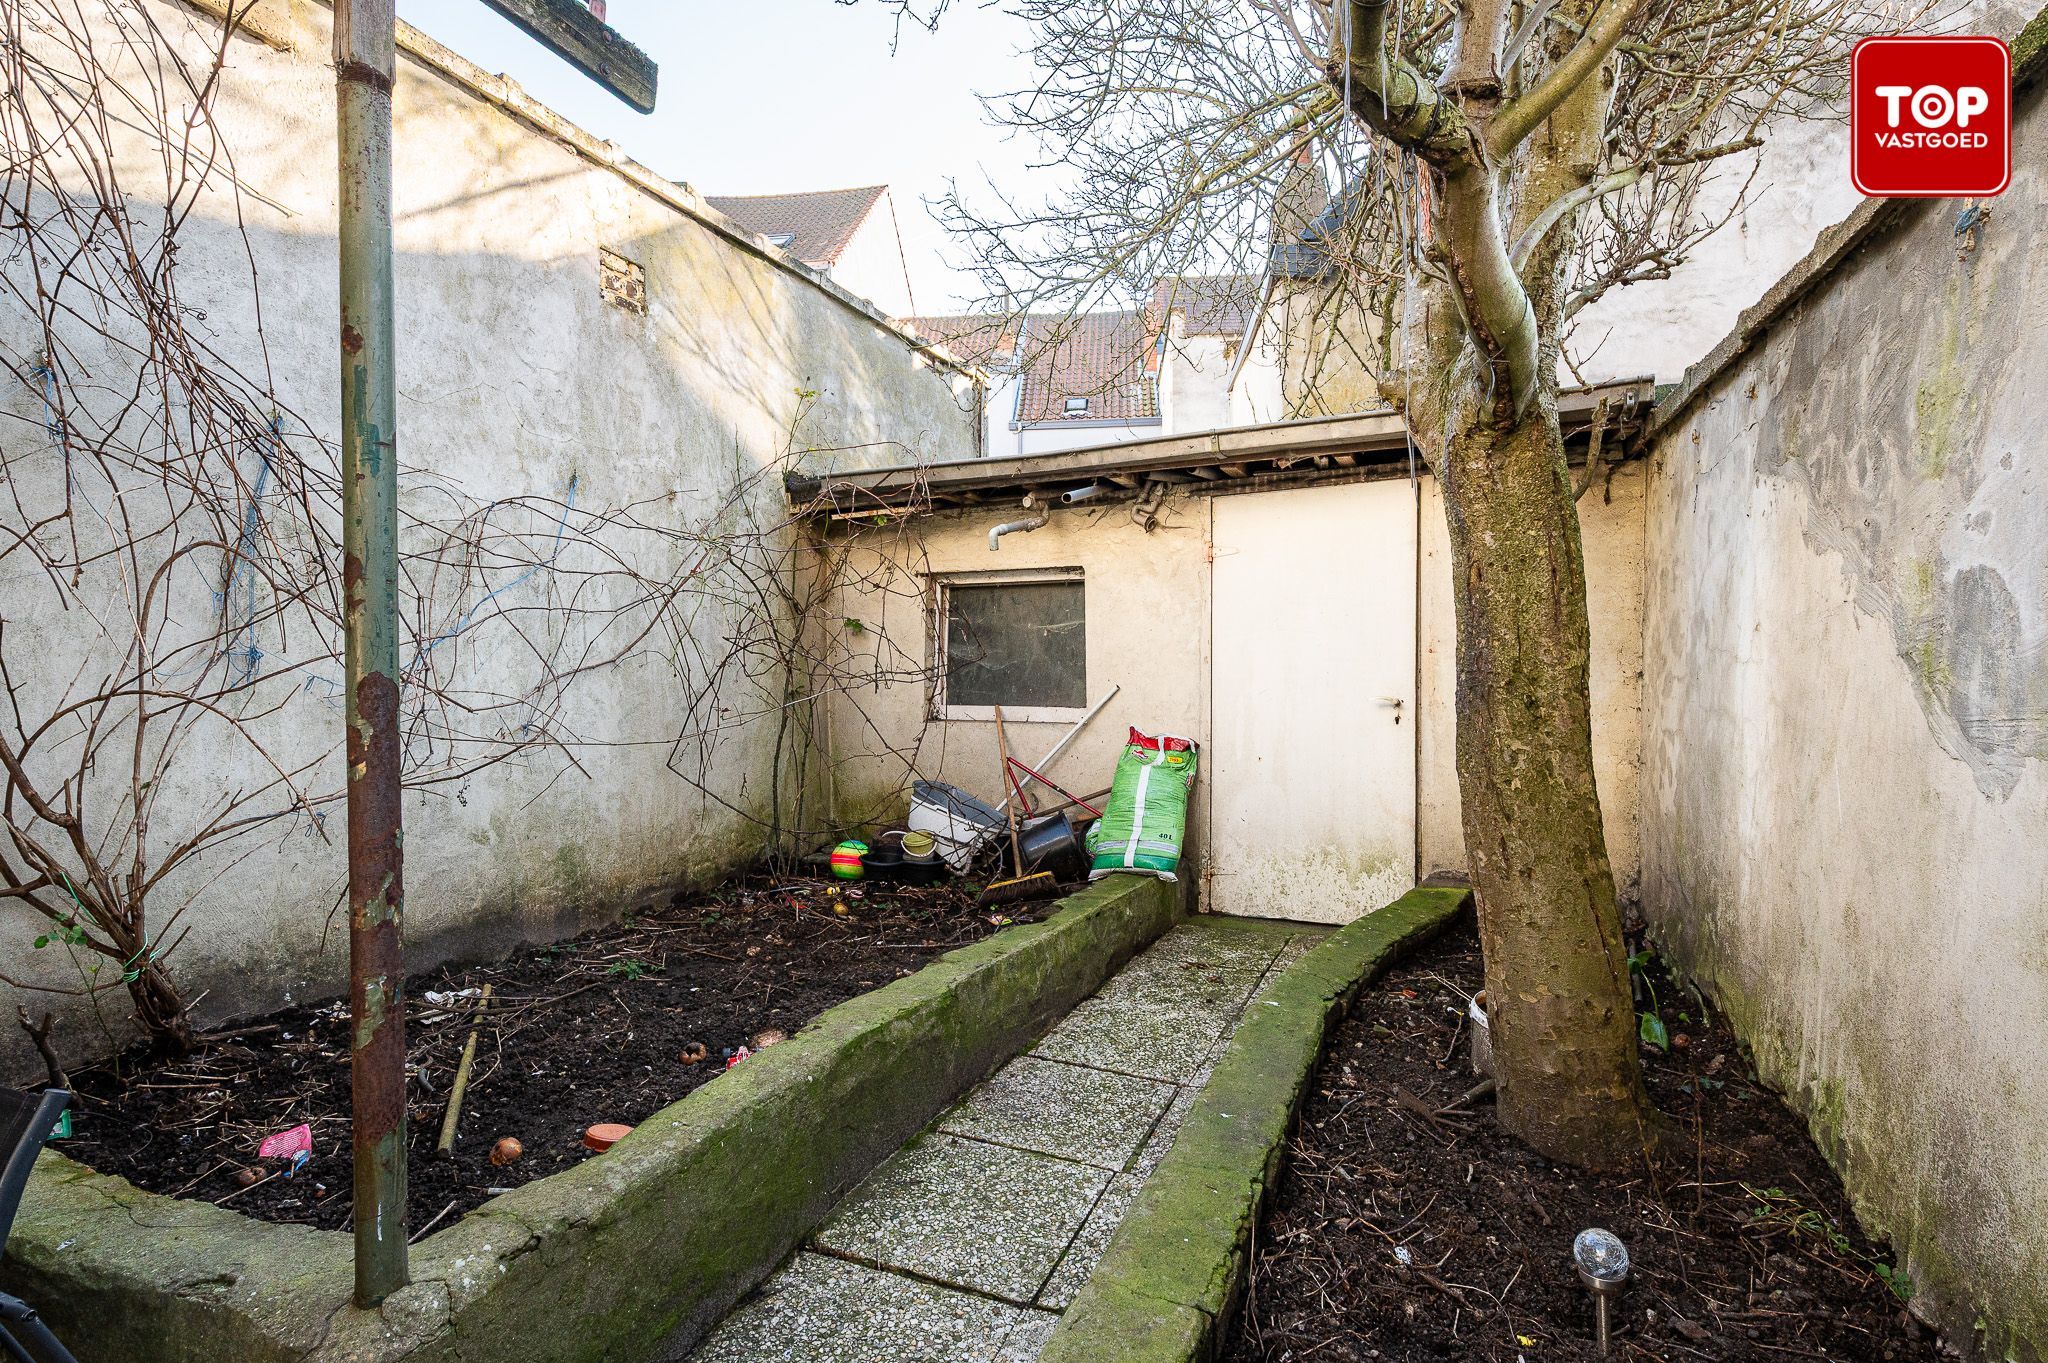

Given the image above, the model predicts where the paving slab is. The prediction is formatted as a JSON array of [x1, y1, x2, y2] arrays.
[[1038, 1174, 1143, 1310], [814, 1133, 1109, 1303], [939, 1056, 1177, 1171], [1032, 989, 1241, 1083], [1106, 924, 1289, 981], [689, 1253, 1047, 1363], [1130, 1079, 1203, 1180]]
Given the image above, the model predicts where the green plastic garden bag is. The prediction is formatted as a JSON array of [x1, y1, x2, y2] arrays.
[[1087, 728, 1199, 881]]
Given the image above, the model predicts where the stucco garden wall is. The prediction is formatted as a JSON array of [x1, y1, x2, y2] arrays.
[[0, 0, 978, 1065], [1639, 23, 2048, 1351]]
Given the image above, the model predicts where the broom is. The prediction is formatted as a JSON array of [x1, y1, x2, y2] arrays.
[[978, 705, 1059, 907]]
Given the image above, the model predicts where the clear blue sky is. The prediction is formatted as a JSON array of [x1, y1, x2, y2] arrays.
[[395, 1, 1039, 311]]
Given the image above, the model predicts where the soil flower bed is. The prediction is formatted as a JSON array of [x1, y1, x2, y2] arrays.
[[58, 870, 1025, 1233], [1226, 926, 1939, 1363]]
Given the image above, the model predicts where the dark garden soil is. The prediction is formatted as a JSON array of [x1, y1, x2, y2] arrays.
[[60, 870, 1029, 1234], [1225, 926, 1940, 1363]]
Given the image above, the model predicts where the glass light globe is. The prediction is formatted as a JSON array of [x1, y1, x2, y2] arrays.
[[1572, 1227, 1630, 1284]]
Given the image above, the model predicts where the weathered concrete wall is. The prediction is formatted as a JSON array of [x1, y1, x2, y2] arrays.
[[1640, 35, 2048, 1352], [1419, 465, 1647, 890], [0, 0, 977, 1061]]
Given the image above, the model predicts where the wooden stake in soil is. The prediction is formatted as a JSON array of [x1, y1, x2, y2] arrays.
[[993, 705, 1026, 879], [434, 984, 493, 1159], [978, 708, 1059, 907]]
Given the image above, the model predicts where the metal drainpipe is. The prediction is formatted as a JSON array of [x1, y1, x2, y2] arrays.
[[335, 0, 409, 1306]]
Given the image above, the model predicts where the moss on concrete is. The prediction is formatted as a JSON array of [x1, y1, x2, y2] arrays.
[[1, 875, 1183, 1363], [1039, 887, 1470, 1363]]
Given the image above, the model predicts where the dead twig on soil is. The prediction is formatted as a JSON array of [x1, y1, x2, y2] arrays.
[[15, 1007, 69, 1090]]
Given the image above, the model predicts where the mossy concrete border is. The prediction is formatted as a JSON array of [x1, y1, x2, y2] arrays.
[[0, 874, 1183, 1363], [1040, 886, 1471, 1363]]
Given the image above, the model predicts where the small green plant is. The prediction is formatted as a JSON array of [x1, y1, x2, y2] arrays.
[[606, 957, 654, 981], [1745, 1185, 1911, 1300], [1628, 947, 1669, 1051], [32, 918, 90, 951]]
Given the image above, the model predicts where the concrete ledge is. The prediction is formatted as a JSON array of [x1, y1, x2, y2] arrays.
[[1, 875, 1183, 1363], [1038, 886, 1470, 1363]]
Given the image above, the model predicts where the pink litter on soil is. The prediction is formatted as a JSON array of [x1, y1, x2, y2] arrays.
[[258, 1123, 313, 1161]]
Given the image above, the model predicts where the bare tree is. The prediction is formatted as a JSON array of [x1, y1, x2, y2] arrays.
[[867, 0, 1892, 1166], [0, 1, 945, 1054]]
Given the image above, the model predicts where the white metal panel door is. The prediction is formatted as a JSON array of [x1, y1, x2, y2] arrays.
[[1208, 480, 1417, 922]]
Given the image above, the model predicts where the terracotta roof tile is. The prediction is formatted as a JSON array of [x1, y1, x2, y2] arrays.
[[703, 185, 888, 267], [1013, 311, 1158, 424], [910, 310, 1159, 424], [1147, 274, 1261, 338], [902, 314, 1024, 369]]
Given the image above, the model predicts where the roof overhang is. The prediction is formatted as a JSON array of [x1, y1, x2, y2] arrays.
[[790, 378, 1655, 517]]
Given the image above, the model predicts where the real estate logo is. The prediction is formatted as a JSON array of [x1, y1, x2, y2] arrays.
[[1852, 36, 2011, 197]]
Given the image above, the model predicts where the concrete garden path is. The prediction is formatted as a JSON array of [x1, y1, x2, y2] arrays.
[[685, 913, 1327, 1363]]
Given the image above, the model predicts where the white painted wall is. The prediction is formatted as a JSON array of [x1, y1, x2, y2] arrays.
[[1228, 315, 1286, 426], [1159, 322, 1235, 434], [0, 0, 977, 1060], [830, 188, 917, 321], [1013, 420, 1162, 456]]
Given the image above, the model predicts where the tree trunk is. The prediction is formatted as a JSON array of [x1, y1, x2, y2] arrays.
[[1437, 396, 1655, 1170], [128, 961, 195, 1055]]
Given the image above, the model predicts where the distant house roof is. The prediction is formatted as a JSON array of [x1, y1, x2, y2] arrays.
[[902, 313, 1025, 371], [1015, 311, 1157, 424], [907, 310, 1159, 426], [1148, 274, 1262, 338], [703, 185, 889, 267]]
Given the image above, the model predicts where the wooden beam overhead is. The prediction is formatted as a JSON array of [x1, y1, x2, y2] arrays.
[[785, 379, 1655, 512], [475, 0, 658, 112]]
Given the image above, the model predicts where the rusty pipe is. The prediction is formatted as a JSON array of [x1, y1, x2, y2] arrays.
[[989, 494, 1048, 551], [336, 0, 409, 1306]]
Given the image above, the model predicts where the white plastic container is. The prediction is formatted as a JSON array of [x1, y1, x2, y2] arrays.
[[907, 781, 1004, 873], [1469, 989, 1494, 1078]]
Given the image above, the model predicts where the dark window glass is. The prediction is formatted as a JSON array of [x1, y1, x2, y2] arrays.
[[944, 580, 1086, 709]]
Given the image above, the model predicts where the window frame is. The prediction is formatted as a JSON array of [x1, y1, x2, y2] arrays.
[[930, 567, 1089, 723]]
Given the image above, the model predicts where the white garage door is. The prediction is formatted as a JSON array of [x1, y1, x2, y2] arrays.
[[1207, 480, 1417, 922]]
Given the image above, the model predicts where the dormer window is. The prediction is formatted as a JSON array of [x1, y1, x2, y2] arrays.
[[1064, 397, 1090, 415], [765, 231, 797, 249]]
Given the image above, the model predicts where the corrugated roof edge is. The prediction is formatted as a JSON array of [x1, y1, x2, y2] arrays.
[[1651, 1, 2048, 441], [173, 0, 985, 383]]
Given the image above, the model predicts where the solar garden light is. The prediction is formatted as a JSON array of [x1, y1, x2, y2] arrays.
[[1572, 1228, 1630, 1354]]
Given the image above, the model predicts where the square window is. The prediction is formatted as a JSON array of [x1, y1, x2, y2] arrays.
[[765, 231, 798, 249], [939, 574, 1086, 715], [1063, 396, 1090, 415]]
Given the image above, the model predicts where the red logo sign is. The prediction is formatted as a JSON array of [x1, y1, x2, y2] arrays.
[[1852, 37, 2011, 197]]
